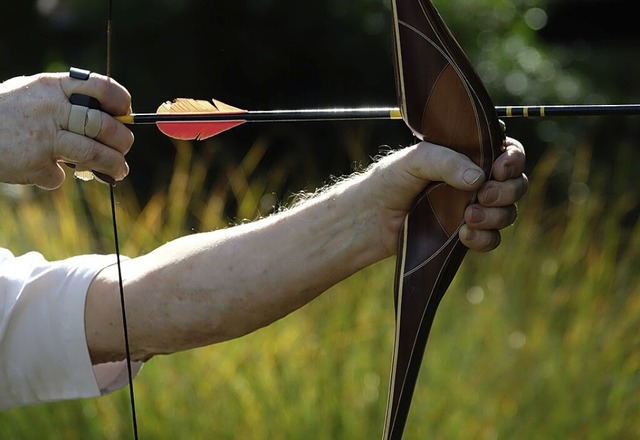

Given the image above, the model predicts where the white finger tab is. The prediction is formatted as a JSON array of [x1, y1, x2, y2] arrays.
[[84, 109, 102, 139], [68, 105, 89, 135]]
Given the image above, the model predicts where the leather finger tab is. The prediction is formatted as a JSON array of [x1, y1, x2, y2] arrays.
[[70, 93, 101, 109]]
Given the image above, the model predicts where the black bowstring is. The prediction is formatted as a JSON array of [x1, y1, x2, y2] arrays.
[[109, 186, 139, 439], [106, 0, 139, 438]]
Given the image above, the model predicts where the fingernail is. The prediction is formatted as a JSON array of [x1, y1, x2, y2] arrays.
[[463, 169, 483, 185], [470, 206, 485, 223], [483, 188, 499, 204]]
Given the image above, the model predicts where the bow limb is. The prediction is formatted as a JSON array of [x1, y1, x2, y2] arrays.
[[383, 1, 504, 438]]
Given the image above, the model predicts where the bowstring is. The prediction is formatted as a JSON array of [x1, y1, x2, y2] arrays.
[[106, 0, 139, 438]]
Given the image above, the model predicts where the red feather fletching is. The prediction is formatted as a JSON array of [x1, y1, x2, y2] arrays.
[[156, 98, 247, 140]]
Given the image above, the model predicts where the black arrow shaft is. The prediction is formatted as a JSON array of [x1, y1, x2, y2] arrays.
[[116, 104, 640, 125]]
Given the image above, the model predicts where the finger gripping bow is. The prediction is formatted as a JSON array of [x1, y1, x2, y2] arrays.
[[383, 0, 504, 438]]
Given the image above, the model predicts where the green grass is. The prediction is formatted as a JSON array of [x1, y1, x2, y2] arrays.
[[1, 141, 639, 439]]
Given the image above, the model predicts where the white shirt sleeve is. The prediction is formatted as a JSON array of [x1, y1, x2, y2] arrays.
[[0, 248, 142, 411]]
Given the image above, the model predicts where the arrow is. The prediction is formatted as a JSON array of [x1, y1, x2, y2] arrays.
[[114, 98, 403, 140], [115, 98, 640, 141]]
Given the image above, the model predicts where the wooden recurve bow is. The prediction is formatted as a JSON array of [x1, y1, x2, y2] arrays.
[[382, 0, 504, 438]]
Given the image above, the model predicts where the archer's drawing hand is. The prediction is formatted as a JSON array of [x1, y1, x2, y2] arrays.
[[368, 137, 527, 256], [0, 71, 133, 189]]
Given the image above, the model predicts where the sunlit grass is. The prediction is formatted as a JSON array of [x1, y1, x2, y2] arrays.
[[1, 140, 639, 439]]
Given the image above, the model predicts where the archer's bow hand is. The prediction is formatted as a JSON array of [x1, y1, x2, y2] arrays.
[[460, 137, 528, 252], [0, 71, 133, 189], [367, 138, 527, 257]]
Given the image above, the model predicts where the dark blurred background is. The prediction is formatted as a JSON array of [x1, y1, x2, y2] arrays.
[[2, 0, 639, 203]]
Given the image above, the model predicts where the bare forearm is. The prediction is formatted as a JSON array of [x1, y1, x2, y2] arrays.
[[86, 171, 385, 363], [85, 140, 527, 364]]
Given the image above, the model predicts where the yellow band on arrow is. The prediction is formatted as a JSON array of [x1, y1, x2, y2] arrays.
[[116, 114, 135, 124]]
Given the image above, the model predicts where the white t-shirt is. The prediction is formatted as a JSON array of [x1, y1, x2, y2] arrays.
[[0, 248, 141, 411]]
